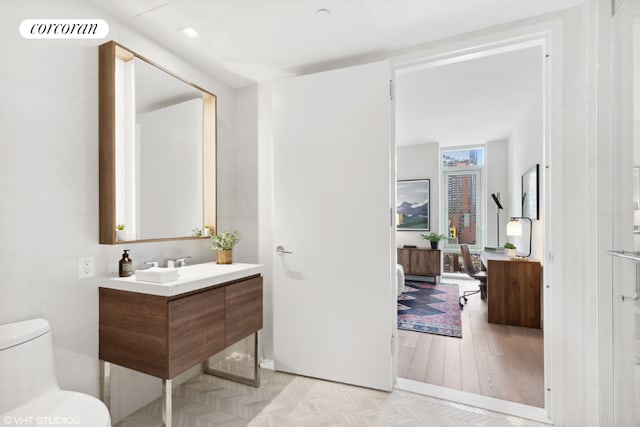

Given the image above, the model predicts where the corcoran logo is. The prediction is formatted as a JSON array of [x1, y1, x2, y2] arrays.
[[19, 19, 109, 39]]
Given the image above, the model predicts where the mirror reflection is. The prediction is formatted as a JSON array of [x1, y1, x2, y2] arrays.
[[99, 41, 216, 244]]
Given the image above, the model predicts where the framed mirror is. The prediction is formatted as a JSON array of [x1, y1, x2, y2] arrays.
[[522, 163, 539, 220], [99, 41, 216, 244]]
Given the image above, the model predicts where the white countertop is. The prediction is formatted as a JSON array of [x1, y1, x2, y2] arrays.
[[101, 262, 262, 297]]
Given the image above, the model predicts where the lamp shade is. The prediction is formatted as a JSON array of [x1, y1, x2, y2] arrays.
[[506, 219, 523, 236]]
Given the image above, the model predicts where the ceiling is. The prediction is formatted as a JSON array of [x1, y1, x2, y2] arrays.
[[395, 45, 543, 147], [93, 0, 582, 88], [135, 57, 201, 114]]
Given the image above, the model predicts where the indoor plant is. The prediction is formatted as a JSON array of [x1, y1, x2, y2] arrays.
[[504, 242, 517, 257], [115, 224, 127, 241], [420, 232, 447, 249], [210, 229, 241, 264]]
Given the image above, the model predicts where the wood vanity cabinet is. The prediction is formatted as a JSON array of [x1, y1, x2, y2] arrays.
[[225, 278, 263, 346], [99, 274, 263, 379], [397, 248, 441, 282]]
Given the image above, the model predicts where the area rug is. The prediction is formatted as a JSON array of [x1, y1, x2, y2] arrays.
[[397, 281, 462, 338]]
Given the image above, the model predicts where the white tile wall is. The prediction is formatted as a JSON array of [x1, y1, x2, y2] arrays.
[[0, 0, 236, 422]]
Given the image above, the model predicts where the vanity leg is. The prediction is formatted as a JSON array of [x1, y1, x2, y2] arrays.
[[99, 360, 111, 412], [253, 332, 260, 387], [162, 378, 172, 427]]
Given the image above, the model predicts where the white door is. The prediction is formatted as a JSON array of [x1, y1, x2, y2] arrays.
[[272, 61, 395, 391]]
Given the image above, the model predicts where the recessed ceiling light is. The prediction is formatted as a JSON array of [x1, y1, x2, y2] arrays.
[[315, 8, 332, 18], [179, 27, 200, 38]]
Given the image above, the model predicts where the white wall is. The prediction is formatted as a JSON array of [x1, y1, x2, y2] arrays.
[[508, 92, 544, 260], [232, 86, 259, 264], [0, 0, 236, 422], [231, 85, 271, 361], [257, 83, 275, 361], [553, 4, 598, 425], [486, 139, 509, 248], [396, 143, 440, 248]]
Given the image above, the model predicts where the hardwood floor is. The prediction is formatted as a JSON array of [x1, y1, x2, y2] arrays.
[[398, 277, 545, 408]]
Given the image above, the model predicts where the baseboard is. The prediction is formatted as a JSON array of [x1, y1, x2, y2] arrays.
[[395, 377, 551, 425], [260, 359, 275, 370]]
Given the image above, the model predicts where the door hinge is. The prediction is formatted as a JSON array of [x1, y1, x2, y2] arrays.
[[390, 208, 394, 226], [391, 334, 395, 355], [389, 80, 393, 101]]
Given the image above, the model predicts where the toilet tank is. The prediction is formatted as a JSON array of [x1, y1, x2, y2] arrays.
[[0, 319, 60, 414]]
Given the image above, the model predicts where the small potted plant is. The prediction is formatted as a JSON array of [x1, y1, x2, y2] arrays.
[[210, 229, 240, 264], [116, 224, 127, 241], [504, 242, 517, 258], [420, 232, 447, 249], [203, 225, 213, 237]]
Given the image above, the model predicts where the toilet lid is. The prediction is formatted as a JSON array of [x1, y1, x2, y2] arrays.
[[1, 390, 111, 427]]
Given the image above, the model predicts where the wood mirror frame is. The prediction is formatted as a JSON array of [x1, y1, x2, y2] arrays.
[[99, 41, 216, 244]]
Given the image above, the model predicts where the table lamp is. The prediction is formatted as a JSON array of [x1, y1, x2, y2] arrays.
[[506, 216, 532, 257], [491, 193, 503, 246]]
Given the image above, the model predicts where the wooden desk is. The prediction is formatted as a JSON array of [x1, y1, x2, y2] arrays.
[[480, 252, 542, 328]]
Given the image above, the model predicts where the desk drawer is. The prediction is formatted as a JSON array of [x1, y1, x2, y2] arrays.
[[487, 260, 541, 328]]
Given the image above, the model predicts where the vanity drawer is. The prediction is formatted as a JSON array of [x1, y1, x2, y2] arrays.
[[99, 288, 168, 378], [225, 276, 263, 346], [168, 287, 225, 377]]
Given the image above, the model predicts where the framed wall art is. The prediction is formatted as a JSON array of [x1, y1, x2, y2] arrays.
[[397, 179, 430, 230], [522, 164, 540, 220]]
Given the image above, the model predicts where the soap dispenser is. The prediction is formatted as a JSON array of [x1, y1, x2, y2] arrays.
[[119, 249, 133, 277]]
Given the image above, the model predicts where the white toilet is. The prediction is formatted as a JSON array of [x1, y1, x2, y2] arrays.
[[0, 319, 111, 427]]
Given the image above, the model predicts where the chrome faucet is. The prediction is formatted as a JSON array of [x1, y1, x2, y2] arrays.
[[167, 256, 191, 268], [144, 261, 158, 268]]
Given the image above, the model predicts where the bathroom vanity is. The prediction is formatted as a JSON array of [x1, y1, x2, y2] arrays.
[[98, 262, 262, 427]]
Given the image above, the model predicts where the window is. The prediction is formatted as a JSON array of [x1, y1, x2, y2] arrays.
[[446, 172, 479, 246], [441, 148, 483, 168], [441, 147, 484, 273]]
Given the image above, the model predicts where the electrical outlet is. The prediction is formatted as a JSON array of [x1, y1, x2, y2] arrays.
[[78, 256, 95, 279]]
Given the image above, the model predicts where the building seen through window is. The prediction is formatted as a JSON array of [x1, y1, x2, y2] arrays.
[[441, 148, 483, 273]]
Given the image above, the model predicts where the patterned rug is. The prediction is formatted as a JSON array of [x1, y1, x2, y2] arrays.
[[397, 281, 462, 338]]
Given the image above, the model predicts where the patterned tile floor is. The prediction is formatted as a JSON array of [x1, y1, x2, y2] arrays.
[[117, 369, 548, 426]]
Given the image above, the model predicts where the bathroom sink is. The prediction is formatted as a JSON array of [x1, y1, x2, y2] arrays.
[[134, 267, 179, 283], [105, 262, 263, 296]]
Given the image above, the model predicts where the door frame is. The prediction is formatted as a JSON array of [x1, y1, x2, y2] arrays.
[[598, 1, 640, 425], [391, 21, 561, 424]]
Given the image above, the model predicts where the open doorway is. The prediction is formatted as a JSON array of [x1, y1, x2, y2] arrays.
[[393, 41, 547, 413]]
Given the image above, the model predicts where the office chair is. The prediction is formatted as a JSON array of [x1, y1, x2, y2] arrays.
[[459, 244, 488, 309]]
